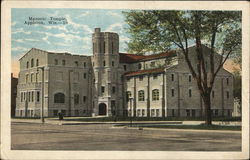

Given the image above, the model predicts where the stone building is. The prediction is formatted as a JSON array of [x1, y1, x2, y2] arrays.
[[15, 28, 234, 117]]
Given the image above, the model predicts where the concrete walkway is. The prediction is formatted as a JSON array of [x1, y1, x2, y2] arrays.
[[11, 118, 241, 126]]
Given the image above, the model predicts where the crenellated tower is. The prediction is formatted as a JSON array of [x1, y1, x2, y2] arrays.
[[92, 28, 121, 116]]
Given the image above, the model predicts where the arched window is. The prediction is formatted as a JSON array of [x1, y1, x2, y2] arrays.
[[138, 90, 144, 101], [31, 59, 34, 67], [36, 59, 39, 66], [152, 89, 159, 101], [74, 94, 79, 104], [26, 61, 29, 68], [54, 93, 65, 103]]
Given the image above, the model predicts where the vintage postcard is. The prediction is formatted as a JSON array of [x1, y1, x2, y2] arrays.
[[1, 1, 249, 159]]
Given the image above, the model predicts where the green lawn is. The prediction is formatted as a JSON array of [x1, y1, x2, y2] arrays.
[[116, 124, 241, 131], [60, 116, 241, 122]]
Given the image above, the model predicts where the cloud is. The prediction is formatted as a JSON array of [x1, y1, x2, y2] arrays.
[[12, 39, 24, 43], [77, 11, 90, 18], [105, 23, 124, 32], [65, 14, 93, 34], [12, 28, 31, 35], [106, 11, 123, 18], [11, 46, 29, 52]]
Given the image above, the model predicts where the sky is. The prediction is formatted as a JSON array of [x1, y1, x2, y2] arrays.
[[11, 9, 130, 77]]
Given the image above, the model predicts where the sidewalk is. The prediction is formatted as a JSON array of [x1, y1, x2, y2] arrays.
[[11, 118, 241, 126]]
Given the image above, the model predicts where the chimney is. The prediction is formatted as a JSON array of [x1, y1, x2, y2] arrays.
[[95, 28, 101, 33]]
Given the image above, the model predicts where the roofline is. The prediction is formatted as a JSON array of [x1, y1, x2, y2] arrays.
[[125, 67, 165, 77]]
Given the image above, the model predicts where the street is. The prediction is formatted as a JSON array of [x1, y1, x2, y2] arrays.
[[11, 122, 241, 151]]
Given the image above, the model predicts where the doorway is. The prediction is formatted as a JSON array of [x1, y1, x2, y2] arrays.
[[98, 103, 107, 115]]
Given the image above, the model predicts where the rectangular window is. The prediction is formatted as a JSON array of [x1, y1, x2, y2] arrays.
[[189, 89, 192, 97], [83, 73, 87, 79], [101, 86, 105, 93], [137, 109, 141, 117], [84, 62, 86, 67], [151, 109, 155, 117], [28, 92, 31, 102], [171, 74, 174, 81], [156, 109, 160, 117], [226, 78, 229, 85], [24, 92, 26, 101], [189, 75, 192, 82], [172, 109, 175, 117], [171, 89, 174, 97], [186, 110, 190, 117], [104, 42, 105, 53], [62, 60, 66, 66], [112, 87, 116, 94], [139, 75, 143, 81], [31, 91, 34, 102], [103, 61, 106, 66], [21, 92, 23, 102], [142, 109, 145, 117], [123, 65, 127, 71], [112, 61, 114, 67], [83, 96, 87, 103], [36, 73, 38, 82], [36, 91, 40, 102], [191, 109, 196, 117], [226, 91, 229, 99]]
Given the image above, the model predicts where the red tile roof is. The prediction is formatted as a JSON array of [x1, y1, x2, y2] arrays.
[[125, 67, 165, 76], [119, 51, 176, 63]]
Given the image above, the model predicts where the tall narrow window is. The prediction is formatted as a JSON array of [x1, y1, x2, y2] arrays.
[[112, 87, 116, 94], [26, 61, 29, 68], [101, 86, 105, 93], [171, 89, 175, 97], [36, 73, 38, 82], [103, 61, 106, 67], [189, 75, 192, 82], [104, 42, 105, 53], [138, 90, 145, 101], [74, 94, 79, 104], [93, 43, 95, 53], [83, 62, 86, 67], [36, 91, 40, 102], [31, 91, 34, 102], [21, 92, 23, 102], [226, 91, 229, 99], [212, 91, 215, 98], [36, 59, 39, 66], [111, 42, 113, 54], [171, 74, 174, 81], [83, 73, 87, 79], [152, 89, 159, 101], [28, 92, 31, 102], [62, 60, 66, 66], [31, 73, 34, 83], [26, 74, 29, 83], [138, 63, 142, 69], [226, 78, 229, 85], [31, 59, 34, 67], [123, 65, 127, 71], [189, 89, 192, 97], [83, 96, 87, 103], [112, 61, 114, 67]]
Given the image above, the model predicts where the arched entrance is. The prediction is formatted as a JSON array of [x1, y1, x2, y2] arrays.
[[98, 103, 107, 115]]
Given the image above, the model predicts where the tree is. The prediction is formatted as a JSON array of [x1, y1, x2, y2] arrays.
[[123, 10, 241, 125]]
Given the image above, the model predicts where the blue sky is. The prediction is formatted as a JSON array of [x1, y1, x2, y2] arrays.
[[11, 8, 130, 61]]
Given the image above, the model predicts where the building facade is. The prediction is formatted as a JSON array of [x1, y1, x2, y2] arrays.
[[15, 28, 234, 117]]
